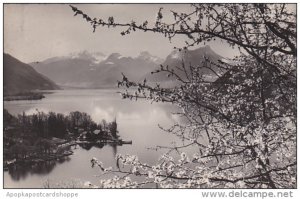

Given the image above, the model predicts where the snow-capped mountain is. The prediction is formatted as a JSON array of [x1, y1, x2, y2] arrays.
[[31, 51, 160, 88], [144, 45, 225, 83], [136, 51, 164, 65], [69, 51, 107, 64], [31, 46, 225, 88]]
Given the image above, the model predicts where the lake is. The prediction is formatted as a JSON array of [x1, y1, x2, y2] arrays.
[[4, 89, 189, 188]]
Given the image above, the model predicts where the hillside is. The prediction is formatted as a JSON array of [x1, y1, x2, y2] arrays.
[[4, 53, 60, 95]]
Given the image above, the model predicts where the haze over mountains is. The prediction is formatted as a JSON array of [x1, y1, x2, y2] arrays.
[[30, 46, 224, 88], [4, 53, 59, 95], [31, 50, 164, 88], [3, 46, 225, 95]]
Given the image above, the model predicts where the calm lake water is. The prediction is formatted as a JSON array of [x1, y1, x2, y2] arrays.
[[4, 89, 188, 188]]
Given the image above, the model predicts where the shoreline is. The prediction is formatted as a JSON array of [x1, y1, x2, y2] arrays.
[[3, 91, 55, 101], [4, 94, 45, 101]]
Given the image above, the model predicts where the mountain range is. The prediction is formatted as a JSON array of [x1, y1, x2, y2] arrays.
[[4, 53, 60, 95], [30, 46, 224, 88], [31, 51, 164, 88], [4, 45, 224, 94]]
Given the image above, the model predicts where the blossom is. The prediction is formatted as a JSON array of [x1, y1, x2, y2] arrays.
[[178, 152, 190, 164], [148, 171, 155, 178]]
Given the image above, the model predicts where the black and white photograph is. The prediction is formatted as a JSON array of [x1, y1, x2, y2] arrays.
[[2, 2, 297, 191]]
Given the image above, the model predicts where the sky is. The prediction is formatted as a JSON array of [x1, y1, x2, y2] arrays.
[[4, 4, 239, 63]]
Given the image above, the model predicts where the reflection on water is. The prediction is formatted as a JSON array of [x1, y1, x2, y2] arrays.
[[78, 143, 104, 151], [7, 142, 119, 184], [8, 158, 70, 182], [4, 89, 181, 125], [77, 143, 117, 157], [4, 89, 185, 188]]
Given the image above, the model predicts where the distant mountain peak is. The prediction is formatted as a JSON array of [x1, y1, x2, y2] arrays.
[[192, 45, 219, 55], [106, 53, 123, 61], [137, 51, 163, 64], [167, 45, 223, 61], [69, 50, 106, 63], [169, 50, 182, 59], [138, 51, 152, 57], [143, 45, 225, 83]]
